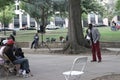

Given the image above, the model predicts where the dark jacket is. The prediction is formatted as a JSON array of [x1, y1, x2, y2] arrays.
[[15, 48, 25, 58], [3, 45, 17, 62]]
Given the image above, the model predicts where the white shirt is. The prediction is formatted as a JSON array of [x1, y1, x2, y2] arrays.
[[0, 46, 5, 61]]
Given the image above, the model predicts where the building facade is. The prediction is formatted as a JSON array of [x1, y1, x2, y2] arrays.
[[14, 0, 36, 29], [13, 0, 118, 29], [87, 0, 119, 26]]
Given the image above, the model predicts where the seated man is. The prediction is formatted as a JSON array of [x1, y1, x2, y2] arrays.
[[0, 39, 19, 75], [3, 39, 32, 77], [14, 47, 32, 76]]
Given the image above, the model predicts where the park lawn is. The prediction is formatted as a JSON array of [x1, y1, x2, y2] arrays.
[[6, 29, 68, 42], [0, 27, 120, 42], [98, 27, 120, 42]]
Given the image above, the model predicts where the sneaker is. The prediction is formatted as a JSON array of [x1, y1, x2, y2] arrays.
[[98, 60, 102, 63], [23, 74, 29, 78], [16, 73, 20, 77], [27, 72, 33, 77], [22, 70, 30, 78], [91, 60, 97, 62], [22, 70, 26, 77], [18, 69, 23, 74]]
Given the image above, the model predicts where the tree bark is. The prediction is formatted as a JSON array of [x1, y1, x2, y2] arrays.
[[65, 0, 86, 53]]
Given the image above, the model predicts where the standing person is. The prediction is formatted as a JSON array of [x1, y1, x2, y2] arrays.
[[112, 21, 116, 26], [9, 34, 15, 41], [12, 30, 16, 36], [31, 33, 39, 49], [87, 24, 102, 62], [111, 21, 117, 31]]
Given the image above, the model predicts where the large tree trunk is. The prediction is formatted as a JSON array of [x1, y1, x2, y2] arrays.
[[41, 8, 45, 27], [64, 0, 86, 53]]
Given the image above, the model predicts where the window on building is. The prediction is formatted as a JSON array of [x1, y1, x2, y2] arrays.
[[17, 5, 19, 10], [117, 16, 120, 21], [14, 14, 19, 19]]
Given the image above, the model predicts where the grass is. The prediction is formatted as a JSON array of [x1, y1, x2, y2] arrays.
[[0, 29, 68, 42], [98, 27, 120, 42], [0, 27, 120, 42]]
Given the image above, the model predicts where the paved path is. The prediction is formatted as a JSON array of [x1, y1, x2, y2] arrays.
[[106, 48, 120, 52], [0, 48, 120, 80]]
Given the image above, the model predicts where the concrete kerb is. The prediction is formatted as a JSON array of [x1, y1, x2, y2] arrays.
[[16, 42, 120, 49]]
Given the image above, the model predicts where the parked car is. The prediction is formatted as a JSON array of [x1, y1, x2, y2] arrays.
[[27, 27, 36, 30], [46, 25, 60, 30], [19, 27, 28, 30], [0, 28, 14, 31], [93, 23, 107, 27], [20, 27, 36, 30]]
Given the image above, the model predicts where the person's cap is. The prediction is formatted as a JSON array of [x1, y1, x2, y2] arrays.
[[2, 40, 8, 45], [7, 39, 14, 45]]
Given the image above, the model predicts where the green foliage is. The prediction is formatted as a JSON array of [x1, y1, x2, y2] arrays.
[[115, 0, 120, 10], [20, 2, 41, 19], [0, 4, 15, 26], [0, 0, 14, 10], [0, 0, 14, 27], [115, 0, 120, 15], [20, 0, 104, 21], [52, 0, 104, 18], [81, 0, 105, 15], [0, 27, 120, 42], [52, 0, 68, 18], [20, 0, 53, 24], [82, 13, 87, 20], [103, 1, 116, 20]]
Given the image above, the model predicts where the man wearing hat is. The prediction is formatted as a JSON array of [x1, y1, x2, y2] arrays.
[[3, 39, 31, 77]]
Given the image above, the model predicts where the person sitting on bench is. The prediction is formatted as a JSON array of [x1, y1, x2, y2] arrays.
[[3, 39, 31, 77]]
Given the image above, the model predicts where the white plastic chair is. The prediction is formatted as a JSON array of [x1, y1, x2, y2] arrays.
[[62, 56, 88, 80]]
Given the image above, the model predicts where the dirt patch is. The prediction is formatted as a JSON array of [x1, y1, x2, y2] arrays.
[[92, 74, 120, 80]]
